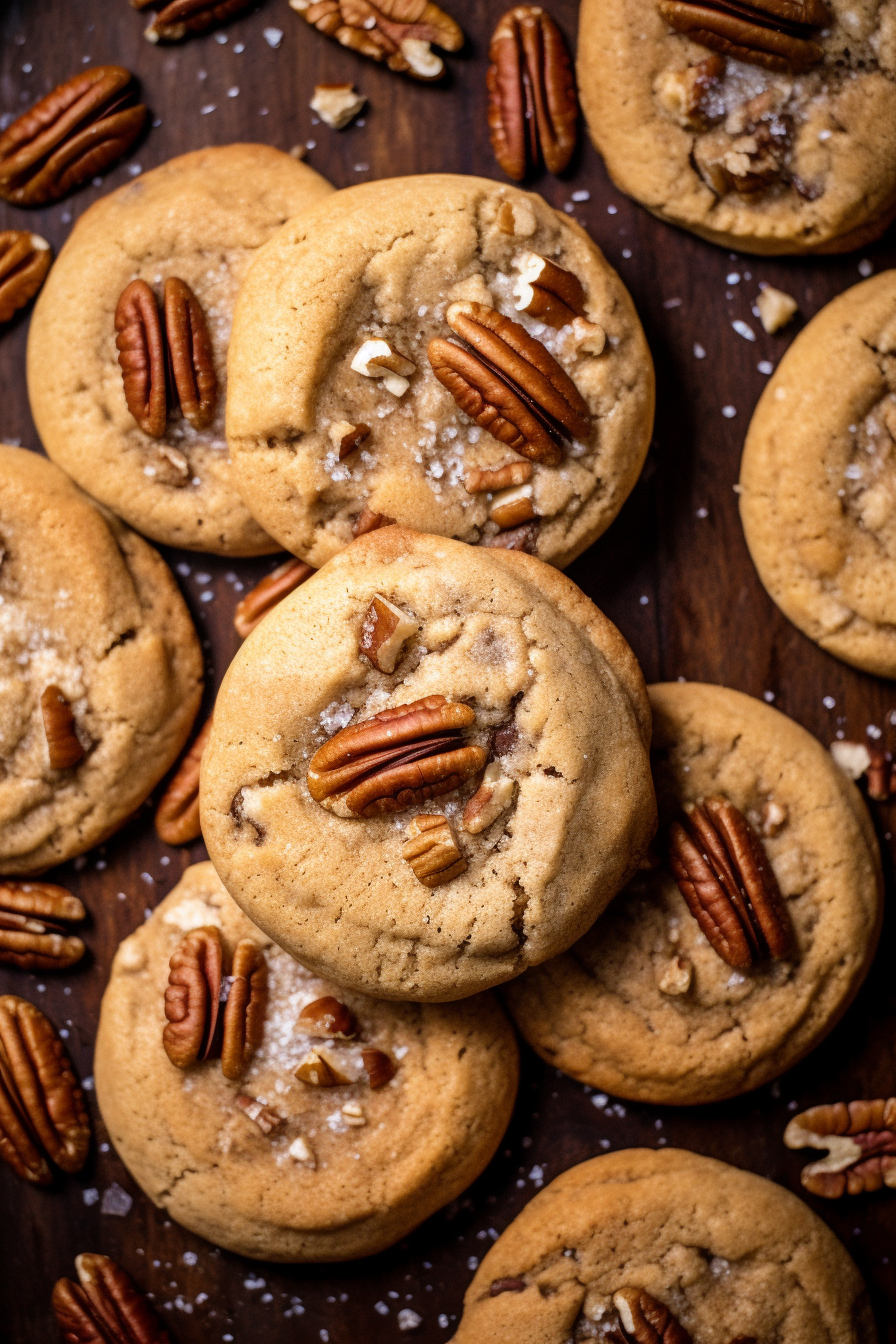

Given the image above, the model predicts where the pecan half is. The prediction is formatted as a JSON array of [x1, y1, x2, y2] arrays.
[[41, 686, 85, 770], [144, 0, 253, 42], [487, 6, 578, 180], [307, 695, 486, 817], [462, 762, 516, 834], [465, 461, 532, 493], [784, 1099, 896, 1198], [0, 231, 52, 324], [614, 1288, 692, 1344], [657, 0, 829, 72], [668, 796, 793, 970], [353, 507, 396, 538], [162, 927, 223, 1068], [481, 520, 540, 552], [154, 715, 213, 845], [163, 276, 217, 430], [512, 253, 586, 328], [359, 594, 418, 673], [52, 1253, 171, 1344], [221, 941, 267, 1082], [362, 1046, 396, 1088], [235, 1093, 282, 1133], [0, 881, 86, 972], [403, 813, 467, 886], [115, 280, 167, 439], [0, 67, 147, 207], [299, 995, 359, 1039], [234, 558, 315, 638], [290, 0, 464, 81], [429, 301, 590, 465], [0, 995, 91, 1185]]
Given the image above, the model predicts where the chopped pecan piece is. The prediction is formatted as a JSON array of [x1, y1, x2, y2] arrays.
[[362, 1046, 397, 1088], [487, 5, 578, 179], [465, 461, 533, 493], [489, 482, 537, 530], [234, 558, 316, 638], [359, 594, 418, 673], [0, 66, 147, 207], [115, 279, 167, 439], [0, 881, 86, 972], [512, 253, 586, 328], [403, 813, 467, 886], [429, 301, 590, 465], [289, 0, 464, 81], [295, 1048, 349, 1086], [655, 54, 725, 129], [490, 1277, 526, 1296], [784, 1098, 896, 1198], [41, 685, 85, 770], [351, 338, 416, 396], [462, 762, 516, 834], [329, 420, 371, 459], [657, 954, 692, 996], [0, 995, 91, 1185], [143, 0, 253, 42], [221, 941, 267, 1082], [154, 715, 212, 845], [299, 995, 359, 1039], [235, 1093, 282, 1133], [481, 520, 540, 552], [52, 1253, 171, 1344], [163, 276, 217, 430], [668, 796, 793, 970], [614, 1288, 692, 1344], [162, 926, 223, 1068], [0, 231, 52, 324], [657, 0, 828, 72], [353, 506, 396, 538], [308, 695, 486, 817]]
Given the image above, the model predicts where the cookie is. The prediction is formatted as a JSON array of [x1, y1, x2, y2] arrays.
[[200, 528, 656, 1002], [504, 682, 881, 1105], [453, 1148, 876, 1343], [26, 144, 333, 555], [94, 862, 519, 1261], [0, 445, 203, 874], [225, 173, 654, 569], [577, 0, 896, 255], [741, 271, 896, 675]]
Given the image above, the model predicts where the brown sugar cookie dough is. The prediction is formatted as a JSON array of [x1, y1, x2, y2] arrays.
[[741, 271, 896, 676], [200, 528, 656, 1002], [225, 173, 654, 569], [452, 1149, 877, 1344], [503, 682, 882, 1105], [95, 862, 519, 1261], [577, 0, 896, 254], [0, 446, 202, 875], [27, 144, 334, 555]]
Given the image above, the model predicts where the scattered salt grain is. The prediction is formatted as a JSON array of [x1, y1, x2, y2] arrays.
[[83, 1188, 99, 1205], [722, 405, 736, 418], [399, 1309, 423, 1330], [182, 1252, 197, 1266], [263, 27, 283, 46], [694, 343, 706, 359], [101, 1183, 133, 1216], [200, 104, 216, 115], [732, 319, 756, 341], [757, 360, 773, 374], [374, 1301, 389, 1315], [858, 259, 873, 277]]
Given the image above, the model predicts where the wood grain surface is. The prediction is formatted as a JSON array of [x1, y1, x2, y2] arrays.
[[2, 1, 896, 1339]]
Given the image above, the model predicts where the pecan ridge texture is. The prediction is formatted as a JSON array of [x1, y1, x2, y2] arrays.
[[0, 880, 86, 972], [142, 0, 253, 43], [154, 714, 213, 846], [613, 1287, 693, 1344], [0, 230, 52, 324], [657, 0, 829, 72], [294, 0, 464, 81], [487, 5, 579, 180], [115, 276, 217, 439], [52, 1252, 172, 1344], [162, 926, 223, 1068], [784, 1098, 896, 1198], [234, 558, 316, 638]]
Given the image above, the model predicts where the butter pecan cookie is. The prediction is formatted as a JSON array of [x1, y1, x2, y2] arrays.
[[453, 1148, 876, 1343], [225, 174, 654, 568], [95, 862, 519, 1261], [27, 144, 333, 554], [200, 529, 656, 1001], [577, 0, 896, 254], [504, 682, 882, 1104], [0, 445, 202, 874], [741, 271, 896, 674]]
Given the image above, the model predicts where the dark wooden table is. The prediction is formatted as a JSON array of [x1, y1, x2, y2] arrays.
[[2, 1, 896, 1339]]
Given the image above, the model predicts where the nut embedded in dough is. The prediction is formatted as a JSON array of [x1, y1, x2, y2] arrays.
[[403, 813, 468, 887], [359, 594, 419, 673]]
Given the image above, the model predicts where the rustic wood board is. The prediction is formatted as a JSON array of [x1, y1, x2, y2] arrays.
[[2, 0, 895, 1339]]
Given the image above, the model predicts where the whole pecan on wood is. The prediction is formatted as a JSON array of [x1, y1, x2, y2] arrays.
[[290, 0, 464, 81], [154, 714, 213, 845], [52, 1252, 171, 1344], [115, 276, 217, 438], [487, 6, 578, 181], [428, 301, 591, 466], [613, 1288, 692, 1344], [41, 685, 86, 770], [220, 940, 268, 1081], [140, 0, 253, 43], [0, 995, 91, 1185], [0, 231, 52, 324], [234, 558, 316, 638], [0, 67, 147, 207], [0, 881, 86, 972], [162, 926, 223, 1068], [784, 1098, 896, 1198], [668, 795, 793, 970], [307, 694, 487, 817], [657, 0, 829, 72]]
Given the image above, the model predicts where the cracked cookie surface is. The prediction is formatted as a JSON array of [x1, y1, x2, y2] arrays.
[[578, 0, 896, 254], [94, 862, 519, 1261], [741, 271, 896, 673], [452, 1148, 876, 1343], [504, 683, 881, 1104], [27, 144, 333, 555], [0, 445, 203, 874], [200, 528, 656, 1001], [225, 173, 654, 569]]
